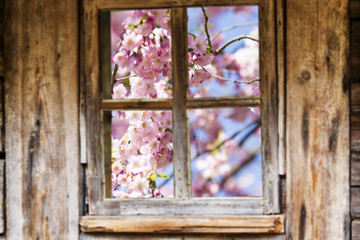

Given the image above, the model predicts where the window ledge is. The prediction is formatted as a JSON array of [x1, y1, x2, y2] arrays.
[[79, 215, 284, 234]]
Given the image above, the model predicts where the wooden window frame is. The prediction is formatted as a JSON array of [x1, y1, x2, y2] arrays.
[[80, 0, 285, 234]]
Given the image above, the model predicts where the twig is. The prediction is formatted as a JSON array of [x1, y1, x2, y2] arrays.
[[219, 148, 261, 188], [111, 64, 119, 93], [215, 35, 259, 55], [211, 21, 258, 42], [201, 6, 212, 51], [193, 119, 261, 160], [116, 75, 135, 81], [212, 74, 259, 84]]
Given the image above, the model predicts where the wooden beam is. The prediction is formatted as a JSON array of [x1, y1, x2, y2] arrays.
[[80, 215, 284, 234], [186, 97, 260, 108], [4, 0, 80, 238], [286, 0, 350, 239], [171, 7, 191, 200], [97, 0, 259, 10]]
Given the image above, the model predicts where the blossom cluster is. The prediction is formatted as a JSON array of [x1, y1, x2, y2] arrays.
[[112, 110, 173, 198]]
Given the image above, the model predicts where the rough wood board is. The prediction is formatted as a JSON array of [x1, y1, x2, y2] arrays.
[[276, 0, 286, 176], [81, 232, 285, 240], [4, 0, 80, 238], [286, 0, 350, 239], [171, 7, 191, 200], [97, 0, 259, 9], [353, 220, 360, 240], [259, 0, 280, 214], [80, 215, 284, 234], [0, 160, 4, 234], [351, 187, 360, 217], [350, 20, 360, 85], [351, 0, 360, 18], [0, 0, 3, 77], [352, 151, 360, 186]]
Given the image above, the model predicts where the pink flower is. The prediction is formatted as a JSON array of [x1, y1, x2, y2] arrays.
[[194, 53, 214, 66], [122, 31, 143, 51], [193, 36, 207, 54], [188, 34, 195, 49], [112, 83, 127, 99], [190, 69, 211, 86]]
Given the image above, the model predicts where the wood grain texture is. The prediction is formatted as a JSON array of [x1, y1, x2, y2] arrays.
[[0, 160, 4, 234], [352, 187, 360, 218], [353, 220, 360, 240], [171, 7, 191, 200], [81, 232, 285, 240], [276, 0, 286, 175], [259, 0, 280, 214], [352, 151, 360, 186], [101, 198, 263, 215], [97, 0, 259, 9], [286, 0, 350, 239], [351, 0, 360, 18], [82, 0, 105, 214], [4, 0, 80, 238], [80, 215, 284, 234], [0, 0, 3, 77]]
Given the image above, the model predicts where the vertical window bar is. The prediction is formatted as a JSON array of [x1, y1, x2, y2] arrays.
[[99, 11, 113, 198], [171, 7, 191, 199]]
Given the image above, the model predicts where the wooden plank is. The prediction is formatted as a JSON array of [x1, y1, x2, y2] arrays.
[[351, 0, 360, 18], [352, 187, 360, 217], [350, 20, 360, 85], [81, 232, 285, 240], [4, 0, 80, 238], [101, 198, 263, 215], [171, 7, 191, 200], [0, 77, 4, 153], [259, 0, 280, 214], [0, 0, 3, 77], [353, 220, 360, 240], [0, 160, 4, 234], [286, 0, 350, 239], [101, 99, 173, 110], [83, 0, 105, 214], [186, 97, 260, 109], [352, 151, 360, 186], [276, 0, 286, 175], [97, 0, 259, 10], [80, 215, 284, 233]]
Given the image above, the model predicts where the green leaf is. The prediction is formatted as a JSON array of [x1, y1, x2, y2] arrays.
[[206, 45, 213, 54], [157, 174, 170, 179], [149, 174, 157, 180], [188, 32, 196, 40], [122, 78, 130, 88]]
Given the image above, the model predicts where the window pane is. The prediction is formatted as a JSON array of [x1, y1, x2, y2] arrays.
[[189, 107, 261, 197], [111, 9, 172, 99], [187, 6, 259, 98], [111, 110, 173, 198]]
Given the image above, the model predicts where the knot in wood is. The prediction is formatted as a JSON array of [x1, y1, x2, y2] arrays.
[[301, 70, 311, 81]]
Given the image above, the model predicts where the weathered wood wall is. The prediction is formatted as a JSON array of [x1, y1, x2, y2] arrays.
[[4, 0, 80, 239], [351, 0, 360, 239], [286, 0, 350, 239]]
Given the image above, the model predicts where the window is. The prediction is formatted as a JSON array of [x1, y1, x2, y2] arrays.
[[80, 0, 283, 234]]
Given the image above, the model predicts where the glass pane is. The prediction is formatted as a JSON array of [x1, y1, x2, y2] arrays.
[[111, 9, 172, 99], [187, 6, 259, 98], [111, 110, 173, 198], [190, 107, 261, 197]]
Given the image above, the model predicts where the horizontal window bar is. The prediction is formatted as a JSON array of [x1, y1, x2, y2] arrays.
[[101, 99, 173, 110], [97, 0, 259, 10], [186, 96, 260, 108]]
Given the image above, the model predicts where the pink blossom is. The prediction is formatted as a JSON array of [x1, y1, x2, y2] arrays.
[[122, 31, 143, 51], [193, 36, 208, 54], [194, 53, 214, 66]]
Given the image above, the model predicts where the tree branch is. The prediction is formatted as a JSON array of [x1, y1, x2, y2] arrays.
[[201, 6, 212, 51], [212, 74, 259, 84], [211, 21, 258, 42], [215, 35, 259, 55]]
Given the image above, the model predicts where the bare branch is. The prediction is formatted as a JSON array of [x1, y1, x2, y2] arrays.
[[215, 35, 259, 55], [220, 148, 261, 188], [211, 21, 258, 42], [201, 6, 212, 51], [212, 74, 259, 84], [111, 64, 119, 93], [193, 119, 261, 160]]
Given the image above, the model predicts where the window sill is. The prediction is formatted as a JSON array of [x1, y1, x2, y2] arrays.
[[79, 215, 284, 234]]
